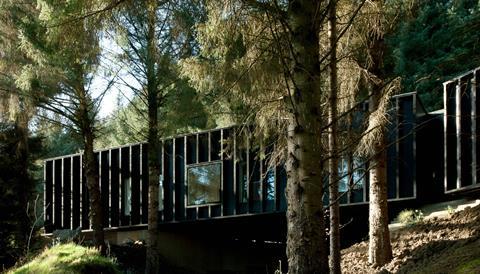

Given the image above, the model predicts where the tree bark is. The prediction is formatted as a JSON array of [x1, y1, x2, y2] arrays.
[[17, 112, 31, 254], [285, 1, 328, 273], [78, 89, 105, 254], [83, 129, 105, 253], [366, 0, 393, 265], [145, 0, 161, 272], [328, 0, 341, 272], [367, 92, 392, 266]]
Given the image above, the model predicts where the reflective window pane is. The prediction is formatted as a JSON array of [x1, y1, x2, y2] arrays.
[[187, 163, 221, 205], [265, 170, 275, 201]]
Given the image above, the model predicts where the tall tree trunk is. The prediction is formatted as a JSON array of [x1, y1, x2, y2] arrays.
[[17, 111, 31, 253], [285, 1, 328, 273], [367, 0, 392, 265], [328, 0, 341, 272], [367, 92, 392, 266], [78, 82, 105, 253], [145, 0, 161, 272], [84, 129, 105, 253]]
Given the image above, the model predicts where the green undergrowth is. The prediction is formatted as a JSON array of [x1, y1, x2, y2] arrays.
[[8, 243, 121, 274], [454, 258, 480, 274], [396, 209, 424, 225]]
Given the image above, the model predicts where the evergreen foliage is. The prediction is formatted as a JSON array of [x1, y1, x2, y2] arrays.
[[1, 0, 480, 271], [0, 123, 41, 269], [95, 80, 211, 148], [390, 0, 480, 110]]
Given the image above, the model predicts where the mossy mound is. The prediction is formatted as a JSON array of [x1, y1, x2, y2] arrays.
[[9, 243, 121, 274]]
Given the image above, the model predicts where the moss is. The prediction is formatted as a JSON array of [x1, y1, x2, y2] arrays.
[[455, 258, 480, 274], [9, 243, 121, 274]]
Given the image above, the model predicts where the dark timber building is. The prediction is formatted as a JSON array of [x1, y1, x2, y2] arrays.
[[42, 67, 480, 273]]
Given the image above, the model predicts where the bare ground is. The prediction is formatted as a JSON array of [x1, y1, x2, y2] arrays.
[[341, 203, 480, 274]]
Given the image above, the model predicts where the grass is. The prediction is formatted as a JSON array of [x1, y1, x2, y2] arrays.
[[396, 209, 424, 225], [455, 258, 480, 274], [8, 243, 121, 274]]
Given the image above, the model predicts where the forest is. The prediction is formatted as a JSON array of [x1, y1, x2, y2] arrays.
[[1, 0, 480, 273]]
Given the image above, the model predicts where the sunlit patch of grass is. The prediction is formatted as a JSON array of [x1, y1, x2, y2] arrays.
[[8, 243, 120, 274], [396, 209, 424, 225], [455, 258, 480, 274]]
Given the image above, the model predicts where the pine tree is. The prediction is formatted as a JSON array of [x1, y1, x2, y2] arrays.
[[104, 0, 208, 271], [182, 1, 332, 272], [15, 0, 114, 253]]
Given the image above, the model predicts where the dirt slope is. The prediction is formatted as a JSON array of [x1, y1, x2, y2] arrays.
[[341, 204, 480, 274]]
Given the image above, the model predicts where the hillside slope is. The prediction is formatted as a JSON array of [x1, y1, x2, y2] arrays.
[[8, 243, 120, 274], [342, 203, 480, 274]]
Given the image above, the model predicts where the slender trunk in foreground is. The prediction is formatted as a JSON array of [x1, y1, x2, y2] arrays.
[[145, 0, 161, 272], [285, 1, 328, 273], [328, 0, 341, 272], [79, 93, 105, 253]]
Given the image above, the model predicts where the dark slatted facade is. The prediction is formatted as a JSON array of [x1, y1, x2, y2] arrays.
[[44, 93, 421, 233], [444, 68, 480, 193]]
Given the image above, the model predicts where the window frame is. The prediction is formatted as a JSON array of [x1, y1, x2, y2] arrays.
[[186, 160, 223, 207]]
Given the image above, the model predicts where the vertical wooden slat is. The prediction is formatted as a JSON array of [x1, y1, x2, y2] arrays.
[[456, 81, 462, 189], [472, 76, 477, 186], [120, 146, 132, 226], [172, 138, 176, 220], [44, 161, 53, 233], [100, 151, 110, 227], [196, 134, 199, 164], [109, 150, 112, 227], [160, 140, 164, 222], [233, 130, 237, 215], [81, 154, 90, 229], [61, 158, 64, 228], [444, 82, 450, 192], [460, 77, 473, 188], [220, 130, 224, 216], [363, 161, 368, 203], [53, 159, 58, 228], [99, 152, 102, 228], [110, 149, 119, 227], [475, 70, 480, 185], [53, 159, 62, 229], [43, 161, 47, 231], [163, 140, 173, 221], [141, 143, 149, 224], [208, 132, 211, 162], [129, 145, 134, 224], [70, 157, 73, 229], [80, 154, 84, 229], [174, 138, 185, 221], [72, 156, 81, 229], [131, 145, 141, 225], [119, 148, 123, 226], [139, 144, 143, 221], [445, 81, 459, 192], [184, 137, 188, 219], [259, 141, 264, 212], [412, 94, 417, 198], [246, 132, 250, 212], [395, 97, 400, 199], [62, 157, 72, 229]]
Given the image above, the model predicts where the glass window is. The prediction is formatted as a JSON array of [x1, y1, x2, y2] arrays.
[[158, 174, 164, 211], [187, 162, 222, 206], [265, 170, 275, 201], [123, 177, 131, 215], [237, 155, 248, 203], [338, 157, 366, 203]]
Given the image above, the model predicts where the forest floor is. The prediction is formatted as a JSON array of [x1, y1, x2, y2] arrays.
[[341, 201, 480, 274]]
